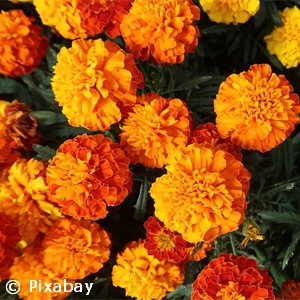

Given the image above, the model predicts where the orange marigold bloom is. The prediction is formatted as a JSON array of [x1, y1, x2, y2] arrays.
[[0, 100, 41, 156], [0, 10, 48, 78], [192, 253, 275, 300], [199, 0, 260, 25], [188, 123, 242, 160], [277, 280, 300, 300], [52, 38, 144, 131], [10, 235, 75, 300], [0, 213, 21, 281], [120, 92, 192, 168], [150, 143, 251, 243], [77, 0, 132, 38], [42, 218, 111, 280], [120, 0, 201, 64], [214, 64, 300, 152], [33, 0, 87, 39], [46, 134, 132, 220], [185, 241, 213, 262], [0, 158, 62, 243], [112, 239, 184, 300]]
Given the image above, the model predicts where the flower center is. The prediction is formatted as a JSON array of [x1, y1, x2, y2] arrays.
[[217, 281, 245, 300], [155, 232, 175, 250]]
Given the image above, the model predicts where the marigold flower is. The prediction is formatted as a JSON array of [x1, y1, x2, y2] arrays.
[[10, 0, 33, 2], [188, 123, 242, 160], [241, 219, 264, 248], [77, 0, 132, 38], [52, 38, 144, 131], [214, 64, 300, 152], [0, 213, 21, 281], [264, 6, 300, 69], [144, 216, 191, 263], [150, 143, 251, 243], [120, 92, 192, 168], [0, 100, 41, 157], [10, 235, 74, 300], [120, 0, 200, 64], [192, 253, 275, 300], [33, 0, 87, 39], [112, 239, 184, 300], [0, 10, 48, 77], [46, 134, 132, 220], [0, 158, 62, 243], [277, 280, 300, 300], [42, 218, 111, 280], [200, 0, 260, 25]]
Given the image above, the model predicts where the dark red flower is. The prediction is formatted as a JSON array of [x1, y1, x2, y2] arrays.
[[192, 253, 275, 300]]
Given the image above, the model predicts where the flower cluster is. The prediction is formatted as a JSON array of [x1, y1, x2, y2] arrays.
[[52, 39, 144, 131], [0, 10, 48, 77], [120, 0, 201, 64]]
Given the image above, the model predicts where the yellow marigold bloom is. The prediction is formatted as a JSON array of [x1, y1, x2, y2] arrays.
[[42, 218, 111, 280], [10, 235, 75, 300], [241, 219, 264, 248], [200, 0, 260, 25], [112, 240, 184, 300], [52, 38, 144, 131], [264, 6, 300, 69], [214, 64, 300, 153], [150, 143, 251, 243], [33, 0, 87, 39], [0, 10, 48, 78], [120, 92, 192, 168], [120, 0, 200, 64], [0, 158, 62, 243], [46, 134, 132, 220]]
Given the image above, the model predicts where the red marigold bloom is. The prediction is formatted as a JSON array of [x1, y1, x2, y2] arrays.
[[42, 218, 111, 280], [0, 10, 48, 77], [150, 144, 251, 243], [0, 158, 62, 244], [188, 123, 242, 160], [52, 38, 144, 131], [120, 0, 201, 64], [46, 134, 132, 220], [214, 64, 300, 152], [0, 213, 21, 281], [10, 235, 75, 300], [77, 0, 132, 38], [0, 100, 41, 158], [120, 92, 192, 168], [277, 280, 300, 300], [144, 216, 190, 263], [192, 253, 275, 300]]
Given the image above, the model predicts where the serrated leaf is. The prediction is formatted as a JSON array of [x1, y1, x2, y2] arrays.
[[256, 210, 300, 225], [29, 111, 67, 125], [254, 0, 267, 28], [283, 137, 294, 178], [292, 132, 300, 146], [33, 144, 56, 161], [258, 43, 284, 71], [166, 284, 192, 300], [266, 0, 283, 27], [201, 24, 232, 35], [282, 231, 300, 269]]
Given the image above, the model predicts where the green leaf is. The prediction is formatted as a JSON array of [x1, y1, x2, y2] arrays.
[[29, 111, 67, 125], [283, 137, 294, 178], [33, 144, 56, 161], [190, 242, 203, 257], [165, 284, 192, 300], [133, 177, 149, 221], [201, 24, 232, 35], [256, 210, 300, 225], [282, 231, 300, 269], [266, 0, 283, 27], [293, 253, 300, 280], [257, 43, 284, 71], [292, 132, 300, 146]]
